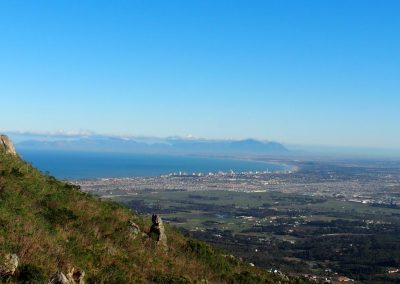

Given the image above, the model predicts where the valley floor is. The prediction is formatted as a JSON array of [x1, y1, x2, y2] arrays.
[[77, 159, 400, 284]]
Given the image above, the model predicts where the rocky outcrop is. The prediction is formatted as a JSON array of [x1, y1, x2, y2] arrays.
[[49, 271, 69, 284], [48, 268, 85, 284], [66, 267, 85, 284], [0, 135, 17, 155], [0, 253, 19, 277], [128, 220, 140, 239], [149, 214, 167, 249]]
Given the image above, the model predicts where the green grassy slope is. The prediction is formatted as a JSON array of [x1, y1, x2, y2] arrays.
[[0, 148, 306, 283]]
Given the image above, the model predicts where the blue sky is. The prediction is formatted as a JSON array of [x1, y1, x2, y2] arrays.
[[1, 0, 399, 149]]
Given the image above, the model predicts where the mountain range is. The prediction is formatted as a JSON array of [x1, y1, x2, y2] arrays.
[[9, 132, 288, 156]]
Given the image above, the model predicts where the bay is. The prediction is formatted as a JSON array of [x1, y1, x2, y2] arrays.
[[19, 149, 286, 179]]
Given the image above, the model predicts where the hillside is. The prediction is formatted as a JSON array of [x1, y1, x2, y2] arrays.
[[0, 136, 305, 283]]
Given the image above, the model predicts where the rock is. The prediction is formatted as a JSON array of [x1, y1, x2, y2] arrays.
[[66, 267, 85, 284], [149, 214, 167, 249], [0, 253, 19, 277], [0, 135, 17, 155], [48, 271, 69, 284], [128, 220, 140, 239], [48, 268, 85, 284]]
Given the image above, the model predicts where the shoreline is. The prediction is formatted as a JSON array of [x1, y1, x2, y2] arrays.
[[68, 156, 298, 181], [20, 149, 297, 180]]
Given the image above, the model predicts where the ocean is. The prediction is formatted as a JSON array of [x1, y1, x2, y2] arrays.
[[19, 150, 286, 179]]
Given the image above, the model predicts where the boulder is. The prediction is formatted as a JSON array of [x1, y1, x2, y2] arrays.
[[0, 135, 17, 155], [48, 271, 69, 284], [128, 220, 140, 239], [0, 253, 19, 277], [149, 214, 167, 249]]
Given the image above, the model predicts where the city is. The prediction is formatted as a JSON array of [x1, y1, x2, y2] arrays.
[[75, 158, 400, 206]]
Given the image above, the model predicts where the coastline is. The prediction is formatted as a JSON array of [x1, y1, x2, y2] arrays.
[[181, 153, 299, 174], [19, 149, 294, 180]]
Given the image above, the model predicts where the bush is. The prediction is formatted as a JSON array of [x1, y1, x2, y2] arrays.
[[230, 271, 265, 284], [186, 239, 232, 273], [18, 264, 47, 284], [64, 183, 81, 190], [42, 207, 78, 225], [10, 167, 23, 177], [152, 274, 192, 284]]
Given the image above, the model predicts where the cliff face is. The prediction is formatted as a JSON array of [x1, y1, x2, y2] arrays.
[[0, 135, 17, 155]]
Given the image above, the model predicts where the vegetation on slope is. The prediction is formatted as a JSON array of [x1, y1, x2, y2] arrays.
[[0, 147, 306, 283]]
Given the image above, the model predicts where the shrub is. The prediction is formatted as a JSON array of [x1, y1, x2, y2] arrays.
[[10, 167, 23, 177], [152, 274, 192, 284], [230, 271, 265, 284], [42, 207, 78, 226], [18, 264, 47, 284], [186, 239, 232, 273], [64, 183, 81, 190]]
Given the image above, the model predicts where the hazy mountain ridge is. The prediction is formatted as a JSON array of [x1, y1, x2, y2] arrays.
[[13, 133, 288, 156]]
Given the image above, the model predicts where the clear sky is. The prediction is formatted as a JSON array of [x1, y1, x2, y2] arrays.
[[1, 0, 399, 149]]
